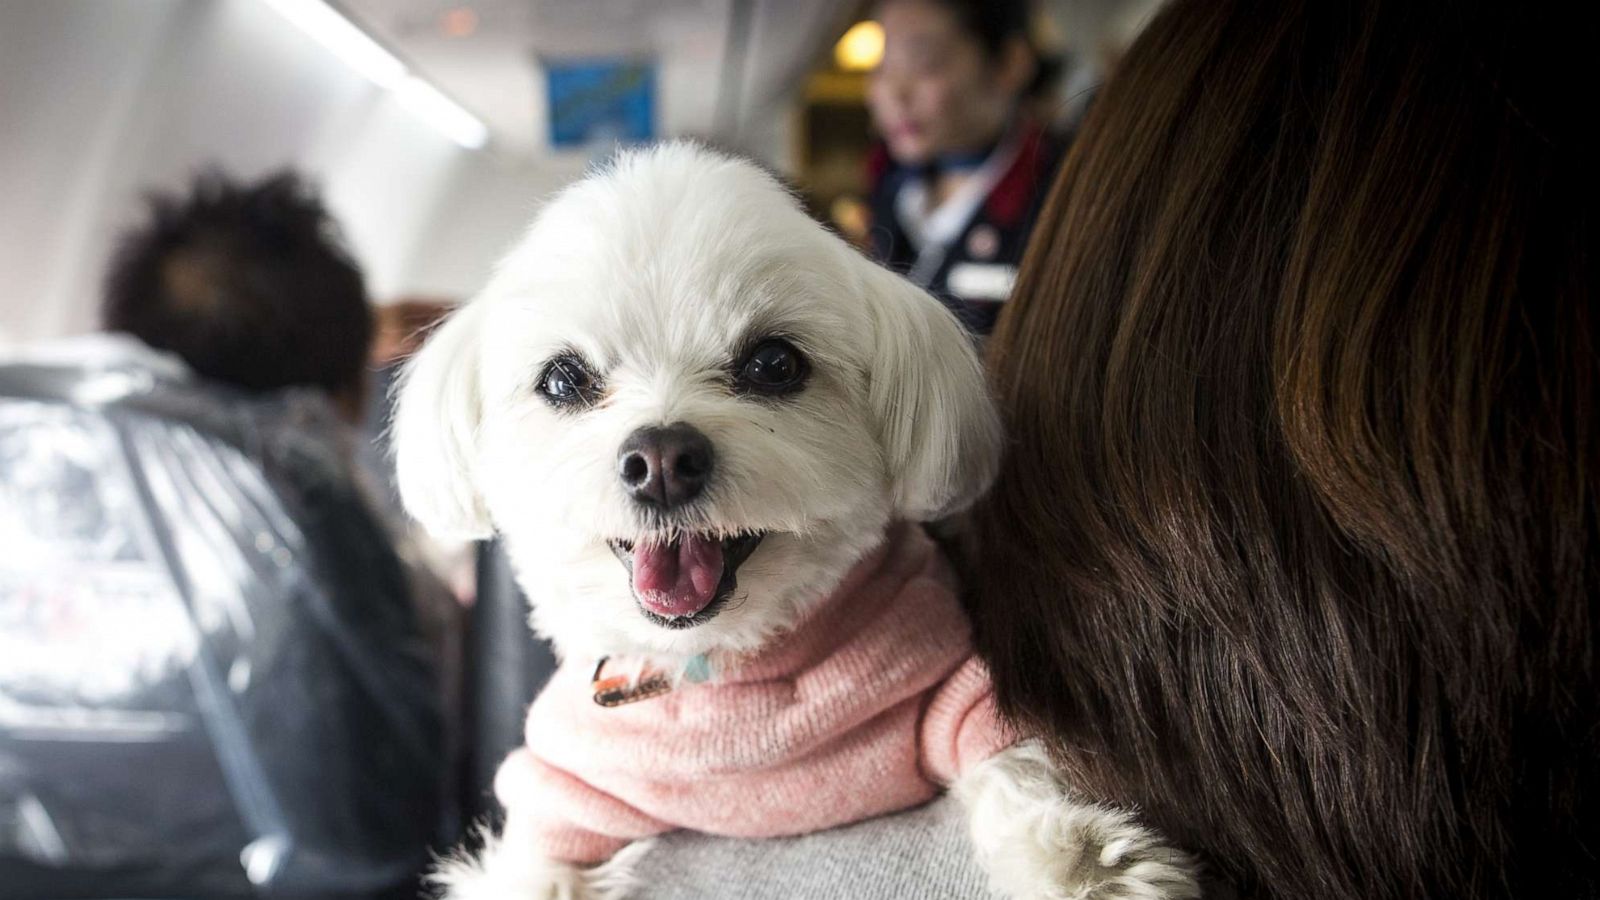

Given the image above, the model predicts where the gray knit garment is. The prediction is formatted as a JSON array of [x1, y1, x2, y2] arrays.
[[631, 794, 1006, 899]]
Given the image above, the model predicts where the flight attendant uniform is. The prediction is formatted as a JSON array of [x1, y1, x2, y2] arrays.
[[865, 121, 1068, 335]]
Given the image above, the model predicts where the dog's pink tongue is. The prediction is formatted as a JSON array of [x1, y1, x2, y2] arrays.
[[633, 537, 724, 618]]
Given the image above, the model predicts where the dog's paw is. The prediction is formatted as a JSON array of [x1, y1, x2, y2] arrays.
[[428, 824, 651, 900], [955, 741, 1201, 900]]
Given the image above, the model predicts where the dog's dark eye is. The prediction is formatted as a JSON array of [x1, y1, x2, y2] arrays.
[[735, 339, 807, 396], [537, 354, 599, 407]]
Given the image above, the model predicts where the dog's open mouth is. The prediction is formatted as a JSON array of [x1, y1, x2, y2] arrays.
[[607, 532, 764, 629]]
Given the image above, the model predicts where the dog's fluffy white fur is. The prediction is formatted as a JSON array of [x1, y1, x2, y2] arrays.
[[395, 143, 1199, 899]]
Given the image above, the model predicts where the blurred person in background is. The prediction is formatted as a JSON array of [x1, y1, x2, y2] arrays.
[[102, 171, 373, 421], [100, 167, 465, 692], [1, 170, 460, 895], [865, 0, 1069, 334], [108, 168, 470, 789]]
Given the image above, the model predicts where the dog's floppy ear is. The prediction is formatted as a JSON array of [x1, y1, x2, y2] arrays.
[[392, 299, 494, 540], [858, 260, 1003, 520]]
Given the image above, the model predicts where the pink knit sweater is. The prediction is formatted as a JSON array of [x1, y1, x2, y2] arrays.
[[492, 523, 1013, 864]]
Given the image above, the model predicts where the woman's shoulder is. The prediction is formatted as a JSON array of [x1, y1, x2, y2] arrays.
[[629, 793, 1005, 900]]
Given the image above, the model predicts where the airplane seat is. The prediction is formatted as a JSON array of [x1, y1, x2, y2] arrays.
[[0, 357, 445, 898], [461, 541, 557, 828]]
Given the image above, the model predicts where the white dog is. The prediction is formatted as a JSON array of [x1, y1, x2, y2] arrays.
[[393, 143, 1199, 900]]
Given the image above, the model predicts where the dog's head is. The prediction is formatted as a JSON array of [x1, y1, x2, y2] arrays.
[[393, 143, 1000, 661]]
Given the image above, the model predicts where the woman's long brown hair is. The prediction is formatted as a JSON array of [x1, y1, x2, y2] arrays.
[[970, 1, 1595, 897]]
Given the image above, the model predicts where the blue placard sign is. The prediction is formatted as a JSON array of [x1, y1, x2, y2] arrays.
[[546, 59, 657, 148]]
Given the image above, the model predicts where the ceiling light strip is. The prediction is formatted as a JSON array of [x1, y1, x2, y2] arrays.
[[259, 0, 489, 149]]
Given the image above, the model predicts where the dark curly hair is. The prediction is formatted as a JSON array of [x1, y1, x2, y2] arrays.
[[102, 170, 371, 397]]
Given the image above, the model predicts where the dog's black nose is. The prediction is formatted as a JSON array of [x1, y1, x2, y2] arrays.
[[618, 423, 714, 509]]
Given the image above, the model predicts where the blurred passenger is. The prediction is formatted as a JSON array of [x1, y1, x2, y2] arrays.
[[0, 171, 456, 895], [98, 170, 465, 595], [102, 167, 463, 691], [865, 0, 1068, 334], [108, 172, 465, 689], [103, 171, 372, 420]]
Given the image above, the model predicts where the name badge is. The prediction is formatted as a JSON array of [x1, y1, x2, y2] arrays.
[[947, 263, 1017, 301]]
